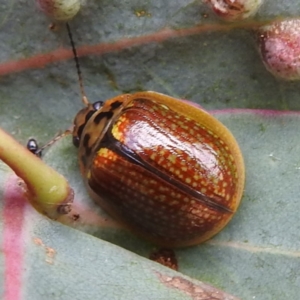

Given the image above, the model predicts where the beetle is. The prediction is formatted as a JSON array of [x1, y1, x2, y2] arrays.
[[72, 91, 245, 247], [28, 21, 245, 248]]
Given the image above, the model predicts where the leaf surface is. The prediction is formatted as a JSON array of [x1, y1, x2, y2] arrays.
[[0, 1, 300, 299]]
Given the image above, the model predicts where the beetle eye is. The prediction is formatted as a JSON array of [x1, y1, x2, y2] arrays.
[[93, 101, 104, 111], [73, 136, 80, 148], [27, 138, 38, 152], [27, 138, 42, 157]]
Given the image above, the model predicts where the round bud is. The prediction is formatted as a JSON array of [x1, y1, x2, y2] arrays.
[[36, 0, 81, 21], [205, 0, 263, 22], [256, 19, 300, 80]]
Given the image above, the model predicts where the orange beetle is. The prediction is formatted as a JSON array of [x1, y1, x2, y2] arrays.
[[72, 91, 245, 247]]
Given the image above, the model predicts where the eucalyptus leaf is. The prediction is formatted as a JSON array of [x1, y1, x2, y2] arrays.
[[0, 1, 300, 299]]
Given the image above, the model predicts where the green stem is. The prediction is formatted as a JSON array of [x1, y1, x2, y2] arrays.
[[0, 127, 74, 219]]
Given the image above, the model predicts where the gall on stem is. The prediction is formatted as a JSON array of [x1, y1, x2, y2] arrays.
[[0, 127, 74, 219], [36, 0, 81, 21], [205, 0, 263, 22], [256, 18, 300, 80]]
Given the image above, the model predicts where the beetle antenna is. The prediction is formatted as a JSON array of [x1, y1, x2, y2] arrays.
[[33, 128, 73, 156], [66, 22, 89, 106]]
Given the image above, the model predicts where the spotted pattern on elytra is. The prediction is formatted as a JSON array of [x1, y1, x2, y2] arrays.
[[88, 148, 227, 243], [73, 91, 244, 247], [111, 98, 238, 210]]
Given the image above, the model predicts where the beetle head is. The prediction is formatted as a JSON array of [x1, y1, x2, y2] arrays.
[[72, 101, 103, 147]]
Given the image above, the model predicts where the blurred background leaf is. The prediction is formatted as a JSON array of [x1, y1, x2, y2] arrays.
[[0, 1, 300, 299]]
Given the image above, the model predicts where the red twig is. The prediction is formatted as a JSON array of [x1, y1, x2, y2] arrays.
[[0, 21, 265, 76]]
